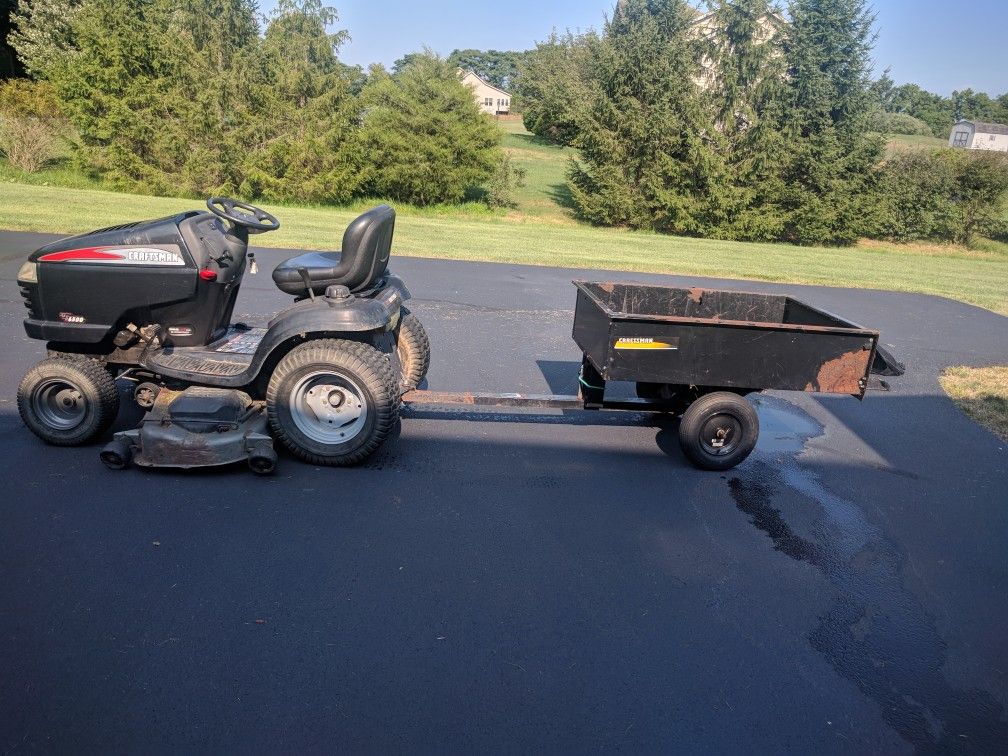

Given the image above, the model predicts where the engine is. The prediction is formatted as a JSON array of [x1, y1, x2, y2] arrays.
[[18, 211, 249, 349]]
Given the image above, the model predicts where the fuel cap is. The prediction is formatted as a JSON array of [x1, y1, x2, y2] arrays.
[[325, 285, 351, 300]]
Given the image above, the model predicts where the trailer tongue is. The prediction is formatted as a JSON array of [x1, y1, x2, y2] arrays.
[[402, 280, 903, 471]]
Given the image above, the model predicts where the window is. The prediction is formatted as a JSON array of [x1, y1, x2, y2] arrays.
[[952, 131, 970, 147], [484, 97, 493, 107], [991, 134, 997, 141]]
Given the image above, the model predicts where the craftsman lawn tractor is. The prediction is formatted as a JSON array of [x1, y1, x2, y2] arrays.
[[16, 198, 430, 473]]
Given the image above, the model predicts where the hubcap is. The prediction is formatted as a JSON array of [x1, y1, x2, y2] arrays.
[[289, 370, 368, 444], [699, 413, 742, 457], [32, 379, 87, 431]]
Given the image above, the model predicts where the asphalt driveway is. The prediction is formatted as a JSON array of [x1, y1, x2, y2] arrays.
[[1, 231, 1006, 753]]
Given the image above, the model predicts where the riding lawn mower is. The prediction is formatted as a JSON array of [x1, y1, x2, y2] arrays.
[[16, 198, 429, 473]]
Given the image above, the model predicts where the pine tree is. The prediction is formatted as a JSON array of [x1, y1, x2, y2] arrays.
[[8, 0, 81, 78], [704, 0, 790, 240], [356, 52, 502, 205], [239, 0, 363, 203], [568, 0, 724, 234], [515, 31, 597, 146], [779, 0, 885, 245]]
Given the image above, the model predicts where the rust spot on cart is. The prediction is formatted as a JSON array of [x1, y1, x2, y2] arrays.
[[805, 350, 870, 394]]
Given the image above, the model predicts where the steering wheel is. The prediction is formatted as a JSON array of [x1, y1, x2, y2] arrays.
[[206, 197, 280, 233]]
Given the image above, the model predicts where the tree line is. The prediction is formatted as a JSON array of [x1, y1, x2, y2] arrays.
[[2, 0, 1006, 246], [514, 0, 1008, 245], [0, 0, 520, 206]]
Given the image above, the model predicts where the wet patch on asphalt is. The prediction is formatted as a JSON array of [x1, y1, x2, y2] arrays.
[[732, 396, 1008, 752]]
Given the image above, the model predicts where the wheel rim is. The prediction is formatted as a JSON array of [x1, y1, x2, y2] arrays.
[[699, 413, 743, 457], [288, 369, 368, 445], [32, 379, 88, 431]]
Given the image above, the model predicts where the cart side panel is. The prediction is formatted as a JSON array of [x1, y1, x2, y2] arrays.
[[606, 319, 877, 395], [572, 287, 614, 373]]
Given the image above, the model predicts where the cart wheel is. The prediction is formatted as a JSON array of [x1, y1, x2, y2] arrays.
[[395, 307, 430, 392], [266, 339, 398, 466], [17, 357, 120, 446], [678, 392, 759, 471]]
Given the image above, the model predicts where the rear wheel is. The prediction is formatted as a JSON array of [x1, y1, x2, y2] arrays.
[[678, 391, 759, 471], [18, 357, 120, 445], [266, 339, 398, 466], [395, 307, 430, 392]]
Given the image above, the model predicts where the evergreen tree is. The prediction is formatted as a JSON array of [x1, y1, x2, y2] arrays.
[[704, 0, 789, 240], [356, 52, 502, 205], [568, 0, 723, 233], [515, 30, 597, 146], [778, 0, 884, 245], [8, 0, 80, 78], [240, 0, 363, 203]]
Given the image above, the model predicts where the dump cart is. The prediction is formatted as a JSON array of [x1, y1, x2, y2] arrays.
[[403, 280, 902, 471]]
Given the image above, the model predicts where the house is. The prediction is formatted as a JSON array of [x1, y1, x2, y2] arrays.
[[461, 70, 511, 115], [948, 120, 1008, 152]]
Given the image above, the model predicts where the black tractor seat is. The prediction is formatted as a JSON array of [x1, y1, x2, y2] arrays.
[[272, 205, 395, 296]]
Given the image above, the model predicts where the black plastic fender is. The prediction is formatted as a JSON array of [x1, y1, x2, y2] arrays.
[[137, 277, 408, 388], [241, 279, 405, 385]]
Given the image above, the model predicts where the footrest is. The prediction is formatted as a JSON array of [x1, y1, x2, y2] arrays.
[[209, 327, 267, 355], [148, 350, 252, 377]]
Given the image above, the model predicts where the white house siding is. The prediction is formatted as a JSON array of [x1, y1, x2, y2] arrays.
[[461, 71, 511, 115]]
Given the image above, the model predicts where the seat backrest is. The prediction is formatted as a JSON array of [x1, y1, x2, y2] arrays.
[[339, 205, 395, 292]]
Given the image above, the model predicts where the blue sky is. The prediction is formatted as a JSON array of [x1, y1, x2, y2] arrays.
[[259, 1, 1008, 95]]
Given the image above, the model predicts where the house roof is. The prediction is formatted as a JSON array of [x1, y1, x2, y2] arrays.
[[461, 70, 511, 98]]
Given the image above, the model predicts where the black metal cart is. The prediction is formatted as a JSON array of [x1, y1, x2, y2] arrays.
[[403, 280, 902, 471]]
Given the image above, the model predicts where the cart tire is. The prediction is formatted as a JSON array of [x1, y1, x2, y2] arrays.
[[678, 392, 759, 471], [17, 357, 120, 446], [266, 339, 398, 466], [395, 308, 430, 392]]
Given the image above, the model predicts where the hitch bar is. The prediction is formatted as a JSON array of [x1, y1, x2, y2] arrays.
[[400, 390, 667, 412]]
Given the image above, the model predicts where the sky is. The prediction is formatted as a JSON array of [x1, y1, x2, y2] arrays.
[[258, 0, 1008, 96]]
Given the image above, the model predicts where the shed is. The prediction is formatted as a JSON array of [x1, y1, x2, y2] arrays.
[[948, 120, 1008, 152]]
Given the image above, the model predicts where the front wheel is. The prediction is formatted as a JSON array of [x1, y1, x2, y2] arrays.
[[17, 357, 120, 445], [266, 339, 398, 466], [678, 391, 759, 471]]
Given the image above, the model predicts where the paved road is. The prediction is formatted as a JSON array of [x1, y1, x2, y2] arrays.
[[1, 230, 1007, 753]]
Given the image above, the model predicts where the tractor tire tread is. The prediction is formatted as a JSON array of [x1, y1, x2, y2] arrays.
[[266, 339, 398, 466], [395, 308, 430, 393], [17, 357, 120, 446]]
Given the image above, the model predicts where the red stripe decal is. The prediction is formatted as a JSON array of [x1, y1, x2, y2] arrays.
[[39, 247, 124, 262]]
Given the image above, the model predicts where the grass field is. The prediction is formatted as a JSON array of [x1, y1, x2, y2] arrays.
[[3, 178, 1007, 316], [499, 117, 576, 224], [885, 133, 949, 152], [940, 366, 1008, 442], [1, 119, 1006, 316]]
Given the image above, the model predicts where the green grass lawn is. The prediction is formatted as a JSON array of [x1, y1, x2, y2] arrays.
[[886, 133, 949, 153], [498, 117, 577, 223], [3, 178, 1006, 316]]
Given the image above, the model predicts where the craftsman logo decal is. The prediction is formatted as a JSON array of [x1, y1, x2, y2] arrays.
[[614, 337, 679, 350], [39, 245, 185, 266]]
